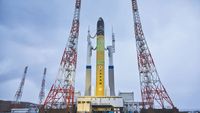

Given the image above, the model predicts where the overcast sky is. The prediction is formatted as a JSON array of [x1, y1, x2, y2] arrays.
[[0, 0, 200, 110]]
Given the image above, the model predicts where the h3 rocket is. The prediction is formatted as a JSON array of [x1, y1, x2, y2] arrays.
[[96, 17, 105, 96], [85, 17, 115, 97]]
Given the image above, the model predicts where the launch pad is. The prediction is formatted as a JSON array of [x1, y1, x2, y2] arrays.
[[77, 96, 123, 112]]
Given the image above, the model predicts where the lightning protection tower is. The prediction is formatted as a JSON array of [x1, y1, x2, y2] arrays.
[[131, 0, 175, 109], [38, 68, 47, 105], [42, 0, 81, 112], [14, 66, 28, 103]]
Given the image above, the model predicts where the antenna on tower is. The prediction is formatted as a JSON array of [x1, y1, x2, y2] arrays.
[[39, 67, 47, 105], [14, 66, 28, 103]]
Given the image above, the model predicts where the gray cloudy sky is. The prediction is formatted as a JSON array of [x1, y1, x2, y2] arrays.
[[0, 0, 200, 110]]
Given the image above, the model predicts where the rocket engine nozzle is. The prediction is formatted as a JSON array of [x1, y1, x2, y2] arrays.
[[97, 17, 104, 36]]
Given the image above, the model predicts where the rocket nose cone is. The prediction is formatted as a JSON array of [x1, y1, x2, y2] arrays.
[[97, 17, 104, 35], [97, 17, 104, 27], [98, 17, 104, 22]]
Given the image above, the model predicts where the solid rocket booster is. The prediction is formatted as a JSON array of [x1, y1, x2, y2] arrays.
[[85, 30, 92, 96], [96, 17, 105, 96], [108, 32, 115, 96], [85, 61, 92, 96]]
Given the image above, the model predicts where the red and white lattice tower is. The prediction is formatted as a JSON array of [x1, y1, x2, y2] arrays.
[[131, 0, 175, 109], [39, 68, 47, 105], [43, 0, 81, 112]]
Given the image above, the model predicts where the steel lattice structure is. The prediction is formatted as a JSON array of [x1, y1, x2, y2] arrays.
[[39, 68, 47, 105], [131, 0, 175, 109], [42, 0, 81, 112], [14, 66, 28, 103]]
